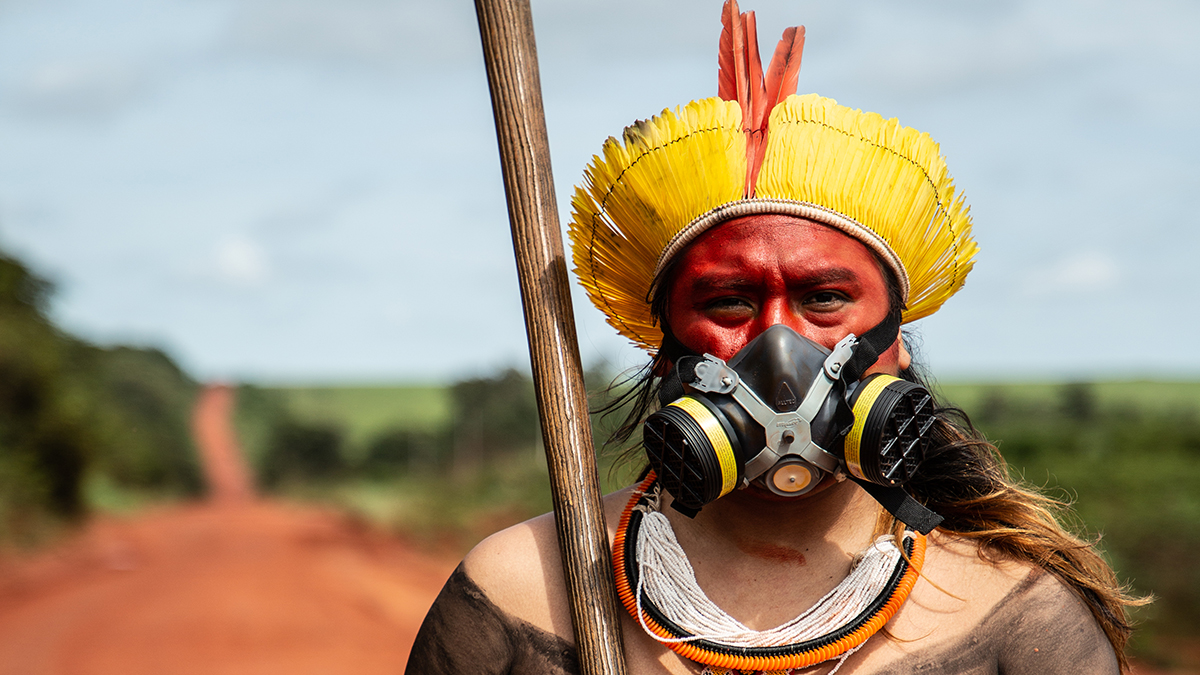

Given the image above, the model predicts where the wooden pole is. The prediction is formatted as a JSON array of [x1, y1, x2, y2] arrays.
[[473, 1, 628, 674]]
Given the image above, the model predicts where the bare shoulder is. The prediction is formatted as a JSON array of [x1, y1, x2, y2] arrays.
[[406, 486, 638, 675], [462, 507, 571, 639], [462, 485, 640, 640], [909, 530, 1035, 613], [858, 531, 1118, 675]]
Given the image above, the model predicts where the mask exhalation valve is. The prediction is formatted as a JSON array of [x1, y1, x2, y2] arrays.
[[766, 459, 818, 495]]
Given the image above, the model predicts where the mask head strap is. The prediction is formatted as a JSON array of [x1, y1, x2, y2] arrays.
[[840, 309, 902, 383], [848, 477, 943, 534], [841, 310, 943, 533], [657, 324, 702, 406]]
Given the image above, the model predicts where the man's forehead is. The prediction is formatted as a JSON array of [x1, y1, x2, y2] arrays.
[[690, 263, 860, 283], [690, 214, 876, 253], [677, 216, 882, 273]]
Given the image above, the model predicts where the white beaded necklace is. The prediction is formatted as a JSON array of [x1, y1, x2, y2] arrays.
[[632, 486, 910, 673]]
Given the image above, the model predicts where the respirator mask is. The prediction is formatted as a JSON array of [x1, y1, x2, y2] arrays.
[[643, 318, 943, 534]]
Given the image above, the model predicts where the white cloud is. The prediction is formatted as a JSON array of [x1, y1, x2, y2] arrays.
[[10, 59, 147, 118], [1022, 250, 1120, 295], [215, 235, 271, 287], [222, 0, 478, 68]]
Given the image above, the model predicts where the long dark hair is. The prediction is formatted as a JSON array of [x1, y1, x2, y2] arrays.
[[595, 252, 1144, 671]]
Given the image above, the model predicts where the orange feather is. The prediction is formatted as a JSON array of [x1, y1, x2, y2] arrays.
[[718, 0, 749, 122], [730, 6, 749, 120]]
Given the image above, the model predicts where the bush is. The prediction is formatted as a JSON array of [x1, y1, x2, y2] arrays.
[[449, 368, 539, 463], [259, 421, 345, 488], [85, 346, 201, 494], [360, 428, 448, 478], [0, 250, 200, 542]]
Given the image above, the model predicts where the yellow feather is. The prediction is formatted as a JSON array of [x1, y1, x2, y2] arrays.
[[570, 92, 978, 351]]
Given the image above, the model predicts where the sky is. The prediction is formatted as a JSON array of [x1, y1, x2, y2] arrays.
[[0, 0, 1197, 383]]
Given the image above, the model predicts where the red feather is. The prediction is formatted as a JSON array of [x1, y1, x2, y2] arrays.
[[764, 26, 806, 108], [714, 1, 806, 197], [717, 1, 737, 101], [743, 11, 767, 131]]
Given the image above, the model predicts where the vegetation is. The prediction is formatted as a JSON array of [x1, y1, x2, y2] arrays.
[[0, 251, 201, 546], [234, 368, 641, 548]]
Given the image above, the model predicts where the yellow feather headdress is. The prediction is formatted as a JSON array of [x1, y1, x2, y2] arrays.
[[569, 3, 977, 352]]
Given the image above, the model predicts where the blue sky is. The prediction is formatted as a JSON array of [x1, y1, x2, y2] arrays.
[[1, 0, 1197, 383]]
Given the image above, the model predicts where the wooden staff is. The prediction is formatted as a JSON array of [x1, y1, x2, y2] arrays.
[[474, 1, 628, 674]]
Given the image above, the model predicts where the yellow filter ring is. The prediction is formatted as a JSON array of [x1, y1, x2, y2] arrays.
[[845, 375, 902, 480], [667, 396, 739, 498]]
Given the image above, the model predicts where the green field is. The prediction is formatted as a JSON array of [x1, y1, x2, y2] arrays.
[[937, 380, 1200, 416], [265, 385, 450, 453]]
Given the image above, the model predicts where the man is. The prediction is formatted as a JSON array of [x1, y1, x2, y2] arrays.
[[408, 3, 1135, 673]]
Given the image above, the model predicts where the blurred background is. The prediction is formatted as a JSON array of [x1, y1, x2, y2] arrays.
[[0, 0, 1197, 672]]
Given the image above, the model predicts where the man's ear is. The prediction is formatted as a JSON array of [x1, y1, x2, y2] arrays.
[[898, 330, 912, 371]]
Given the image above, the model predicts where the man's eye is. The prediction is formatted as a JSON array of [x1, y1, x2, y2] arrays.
[[704, 297, 754, 315], [805, 291, 848, 310]]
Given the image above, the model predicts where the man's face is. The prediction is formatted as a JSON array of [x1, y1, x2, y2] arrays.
[[666, 214, 907, 375]]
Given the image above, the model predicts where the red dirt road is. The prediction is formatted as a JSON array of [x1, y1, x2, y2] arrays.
[[0, 385, 457, 675], [192, 385, 254, 504]]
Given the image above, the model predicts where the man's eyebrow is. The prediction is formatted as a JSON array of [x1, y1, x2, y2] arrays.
[[687, 267, 860, 292], [793, 268, 859, 287], [688, 276, 758, 293]]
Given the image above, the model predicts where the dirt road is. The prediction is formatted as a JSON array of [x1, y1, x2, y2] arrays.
[[0, 385, 457, 675]]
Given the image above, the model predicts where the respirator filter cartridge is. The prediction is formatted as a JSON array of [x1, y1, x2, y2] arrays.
[[845, 375, 936, 485], [642, 395, 744, 512]]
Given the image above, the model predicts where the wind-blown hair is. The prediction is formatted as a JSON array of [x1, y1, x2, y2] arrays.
[[597, 250, 1145, 672]]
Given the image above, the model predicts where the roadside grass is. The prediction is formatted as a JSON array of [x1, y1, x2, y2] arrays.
[[269, 385, 450, 452], [250, 379, 1200, 455], [82, 473, 187, 515], [269, 449, 643, 554]]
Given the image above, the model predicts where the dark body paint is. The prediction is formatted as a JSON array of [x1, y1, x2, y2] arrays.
[[873, 568, 1118, 675], [406, 565, 1116, 675], [405, 565, 578, 675]]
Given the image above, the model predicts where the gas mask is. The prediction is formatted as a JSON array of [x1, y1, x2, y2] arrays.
[[643, 322, 943, 534]]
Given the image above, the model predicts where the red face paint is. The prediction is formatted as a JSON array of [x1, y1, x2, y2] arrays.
[[666, 214, 903, 376]]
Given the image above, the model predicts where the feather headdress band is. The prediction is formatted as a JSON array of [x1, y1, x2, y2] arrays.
[[569, 1, 978, 352]]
